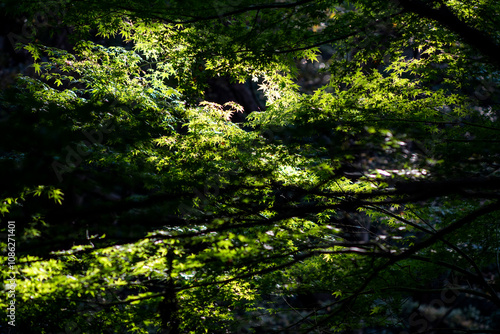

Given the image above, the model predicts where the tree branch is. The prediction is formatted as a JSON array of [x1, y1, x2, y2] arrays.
[[398, 0, 500, 69]]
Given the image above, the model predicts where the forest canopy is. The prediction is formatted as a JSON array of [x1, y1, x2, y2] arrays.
[[1, 0, 500, 333]]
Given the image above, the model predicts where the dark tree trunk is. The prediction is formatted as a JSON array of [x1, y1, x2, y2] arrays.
[[205, 76, 263, 122]]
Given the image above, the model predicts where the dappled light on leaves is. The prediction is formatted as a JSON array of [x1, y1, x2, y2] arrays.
[[1, 0, 500, 333]]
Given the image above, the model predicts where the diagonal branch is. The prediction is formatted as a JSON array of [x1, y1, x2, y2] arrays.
[[398, 0, 500, 69]]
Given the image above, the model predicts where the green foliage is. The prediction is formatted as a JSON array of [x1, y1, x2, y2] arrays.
[[1, 0, 500, 333]]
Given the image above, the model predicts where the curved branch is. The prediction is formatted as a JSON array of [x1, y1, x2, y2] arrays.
[[398, 0, 500, 69]]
